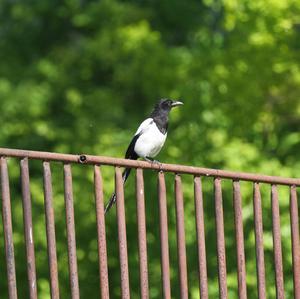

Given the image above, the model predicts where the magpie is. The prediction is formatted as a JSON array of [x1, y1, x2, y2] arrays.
[[104, 98, 183, 214]]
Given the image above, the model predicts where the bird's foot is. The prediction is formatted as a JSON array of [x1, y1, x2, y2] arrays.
[[144, 157, 162, 168], [144, 157, 158, 163]]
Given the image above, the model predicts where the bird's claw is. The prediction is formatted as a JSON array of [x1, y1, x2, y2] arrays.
[[144, 157, 163, 170], [153, 160, 163, 169]]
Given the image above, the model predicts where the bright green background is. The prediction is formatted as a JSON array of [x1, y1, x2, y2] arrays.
[[0, 0, 300, 298]]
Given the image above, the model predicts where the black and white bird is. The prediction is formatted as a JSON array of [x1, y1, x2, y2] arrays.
[[104, 98, 183, 214]]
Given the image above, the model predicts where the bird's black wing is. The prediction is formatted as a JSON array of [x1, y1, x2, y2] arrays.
[[125, 133, 140, 160]]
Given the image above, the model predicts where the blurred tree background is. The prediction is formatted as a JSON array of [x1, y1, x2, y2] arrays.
[[0, 0, 300, 298]]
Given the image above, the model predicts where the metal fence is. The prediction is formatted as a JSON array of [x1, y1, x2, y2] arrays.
[[0, 147, 300, 299]]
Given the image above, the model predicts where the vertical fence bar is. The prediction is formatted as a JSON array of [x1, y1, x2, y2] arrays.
[[94, 165, 110, 299], [290, 185, 300, 299], [253, 183, 266, 299], [175, 174, 188, 299], [158, 171, 171, 299], [233, 180, 247, 299], [194, 176, 208, 299], [214, 178, 228, 299], [115, 167, 130, 299], [1, 157, 18, 299], [136, 168, 149, 299], [271, 185, 285, 299], [43, 162, 60, 299], [20, 158, 38, 299], [64, 164, 80, 299]]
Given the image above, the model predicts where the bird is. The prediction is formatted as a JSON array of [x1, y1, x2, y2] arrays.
[[104, 98, 183, 214]]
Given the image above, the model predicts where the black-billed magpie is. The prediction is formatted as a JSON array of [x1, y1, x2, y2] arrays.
[[104, 98, 183, 214]]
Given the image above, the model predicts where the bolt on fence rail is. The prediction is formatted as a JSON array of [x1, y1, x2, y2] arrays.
[[0, 147, 299, 299]]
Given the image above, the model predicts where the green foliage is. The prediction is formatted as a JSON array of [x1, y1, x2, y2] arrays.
[[0, 0, 300, 298]]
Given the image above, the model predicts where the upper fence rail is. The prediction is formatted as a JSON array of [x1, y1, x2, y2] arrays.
[[0, 148, 299, 186]]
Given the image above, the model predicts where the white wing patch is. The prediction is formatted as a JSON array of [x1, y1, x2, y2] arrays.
[[134, 120, 167, 158], [135, 118, 154, 136]]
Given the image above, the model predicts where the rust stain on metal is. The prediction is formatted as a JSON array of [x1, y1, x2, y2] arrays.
[[158, 171, 171, 299], [290, 186, 300, 299], [194, 176, 208, 299], [214, 178, 228, 299], [271, 185, 285, 299], [20, 158, 38, 299], [94, 165, 110, 299], [43, 162, 60, 299], [233, 180, 247, 299], [175, 174, 188, 299], [0, 148, 299, 298], [115, 167, 131, 299], [64, 164, 80, 299], [136, 168, 149, 299], [1, 148, 300, 185], [253, 183, 266, 299], [1, 157, 18, 299]]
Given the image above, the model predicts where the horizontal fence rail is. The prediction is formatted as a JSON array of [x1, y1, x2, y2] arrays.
[[1, 147, 300, 185], [0, 148, 299, 299]]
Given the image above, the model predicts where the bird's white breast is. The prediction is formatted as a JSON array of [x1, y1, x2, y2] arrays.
[[134, 119, 167, 158]]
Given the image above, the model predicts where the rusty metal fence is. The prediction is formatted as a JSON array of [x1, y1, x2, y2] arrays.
[[0, 147, 300, 299]]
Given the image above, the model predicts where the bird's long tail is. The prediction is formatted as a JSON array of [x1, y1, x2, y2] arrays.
[[104, 167, 132, 214]]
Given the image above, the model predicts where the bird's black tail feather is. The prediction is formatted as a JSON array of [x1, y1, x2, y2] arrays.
[[104, 167, 132, 214]]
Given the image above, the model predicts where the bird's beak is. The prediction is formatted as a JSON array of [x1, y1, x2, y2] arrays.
[[171, 101, 184, 107]]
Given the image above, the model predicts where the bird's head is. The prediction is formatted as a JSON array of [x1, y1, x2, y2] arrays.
[[150, 98, 183, 119], [157, 98, 184, 112]]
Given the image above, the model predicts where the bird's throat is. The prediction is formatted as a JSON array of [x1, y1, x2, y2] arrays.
[[153, 115, 168, 134]]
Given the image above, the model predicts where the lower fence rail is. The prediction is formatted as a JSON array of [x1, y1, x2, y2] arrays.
[[0, 148, 299, 299]]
